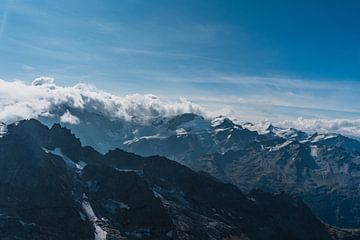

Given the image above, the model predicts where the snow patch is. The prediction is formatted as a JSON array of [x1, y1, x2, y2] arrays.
[[310, 145, 318, 157], [82, 194, 107, 240], [272, 128, 301, 140], [44, 148, 86, 171], [94, 225, 107, 240], [211, 116, 227, 128], [241, 120, 271, 134], [115, 168, 143, 176], [310, 134, 338, 143], [153, 190, 164, 199], [0, 123, 7, 138], [269, 140, 293, 151], [123, 134, 163, 145], [248, 197, 256, 202], [176, 128, 187, 136]]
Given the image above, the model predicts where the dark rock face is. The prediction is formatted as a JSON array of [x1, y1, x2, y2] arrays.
[[80, 164, 174, 238], [0, 119, 357, 239], [0, 120, 93, 240], [309, 132, 360, 153], [191, 139, 360, 228], [167, 113, 201, 130]]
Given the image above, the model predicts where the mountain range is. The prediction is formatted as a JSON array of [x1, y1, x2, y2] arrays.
[[33, 109, 360, 228], [2, 119, 359, 239]]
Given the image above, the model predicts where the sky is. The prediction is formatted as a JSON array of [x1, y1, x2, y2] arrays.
[[0, 0, 359, 123]]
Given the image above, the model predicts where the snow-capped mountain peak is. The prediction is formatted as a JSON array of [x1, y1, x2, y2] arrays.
[[266, 125, 309, 141], [307, 132, 339, 143], [211, 116, 238, 130]]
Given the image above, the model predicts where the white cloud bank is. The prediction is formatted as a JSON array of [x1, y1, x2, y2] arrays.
[[0, 77, 204, 123], [60, 110, 80, 125], [276, 118, 360, 139], [240, 118, 360, 139], [0, 77, 359, 138]]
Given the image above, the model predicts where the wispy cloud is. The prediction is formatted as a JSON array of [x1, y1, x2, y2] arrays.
[[131, 71, 360, 117], [217, 75, 360, 91], [113, 47, 219, 62], [21, 64, 34, 72], [0, 0, 11, 40], [151, 73, 360, 92], [8, 36, 97, 63]]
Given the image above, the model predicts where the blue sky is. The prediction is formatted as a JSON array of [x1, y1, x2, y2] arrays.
[[0, 0, 359, 121]]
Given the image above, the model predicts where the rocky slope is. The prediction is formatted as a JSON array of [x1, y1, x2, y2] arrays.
[[0, 119, 357, 239], [40, 111, 360, 228], [121, 116, 360, 228]]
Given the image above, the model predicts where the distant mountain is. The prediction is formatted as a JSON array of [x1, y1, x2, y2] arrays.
[[0, 119, 358, 239], [37, 110, 360, 227], [268, 126, 308, 141], [306, 132, 360, 153]]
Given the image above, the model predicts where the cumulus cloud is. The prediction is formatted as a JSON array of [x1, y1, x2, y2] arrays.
[[276, 117, 360, 139], [32, 76, 55, 86], [0, 77, 205, 124], [0, 77, 359, 139], [243, 118, 360, 139], [60, 110, 80, 125]]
